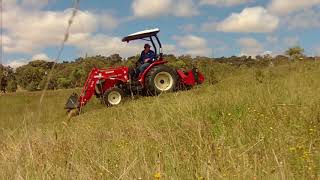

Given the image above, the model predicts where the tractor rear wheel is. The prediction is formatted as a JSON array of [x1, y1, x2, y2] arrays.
[[145, 65, 177, 95], [102, 87, 124, 106]]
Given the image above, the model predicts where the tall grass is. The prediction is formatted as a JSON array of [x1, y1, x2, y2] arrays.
[[0, 61, 319, 179]]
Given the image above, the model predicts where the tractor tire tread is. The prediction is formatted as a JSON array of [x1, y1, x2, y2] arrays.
[[102, 87, 125, 107], [145, 65, 178, 95]]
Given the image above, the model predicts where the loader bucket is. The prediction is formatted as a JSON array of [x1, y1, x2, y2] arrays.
[[65, 93, 79, 109]]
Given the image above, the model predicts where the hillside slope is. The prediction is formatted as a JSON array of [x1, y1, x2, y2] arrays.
[[0, 61, 319, 179]]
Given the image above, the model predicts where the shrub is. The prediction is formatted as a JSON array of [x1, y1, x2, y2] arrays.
[[6, 80, 17, 92], [57, 78, 71, 89], [26, 82, 39, 91]]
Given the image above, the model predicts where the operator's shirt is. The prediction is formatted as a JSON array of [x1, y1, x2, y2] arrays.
[[139, 50, 156, 64]]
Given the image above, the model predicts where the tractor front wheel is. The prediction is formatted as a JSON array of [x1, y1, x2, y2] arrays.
[[102, 87, 124, 106], [145, 65, 177, 95]]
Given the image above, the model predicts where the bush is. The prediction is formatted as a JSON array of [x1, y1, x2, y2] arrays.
[[168, 59, 186, 69], [57, 78, 71, 89], [70, 68, 86, 87], [26, 82, 39, 91], [39, 78, 58, 90], [6, 80, 17, 92]]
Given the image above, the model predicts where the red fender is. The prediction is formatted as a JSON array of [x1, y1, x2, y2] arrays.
[[138, 60, 167, 87]]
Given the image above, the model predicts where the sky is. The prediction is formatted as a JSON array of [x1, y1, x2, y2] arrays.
[[2, 0, 320, 68]]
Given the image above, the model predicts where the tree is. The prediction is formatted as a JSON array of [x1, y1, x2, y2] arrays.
[[0, 65, 18, 93], [7, 80, 18, 92], [0, 75, 7, 93], [39, 76, 58, 90], [57, 77, 71, 89], [107, 54, 122, 65], [70, 68, 86, 87], [26, 82, 38, 91], [15, 60, 52, 90], [285, 46, 304, 60]]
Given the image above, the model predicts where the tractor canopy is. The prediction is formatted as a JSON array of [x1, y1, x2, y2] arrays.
[[122, 28, 160, 42], [122, 28, 163, 58]]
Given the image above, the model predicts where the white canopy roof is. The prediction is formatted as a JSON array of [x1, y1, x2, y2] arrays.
[[122, 28, 160, 42], [128, 28, 160, 36]]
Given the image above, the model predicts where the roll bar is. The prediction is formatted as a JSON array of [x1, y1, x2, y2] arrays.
[[122, 28, 163, 59]]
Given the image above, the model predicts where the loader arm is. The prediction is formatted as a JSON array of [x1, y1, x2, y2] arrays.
[[65, 67, 130, 110], [78, 68, 100, 108]]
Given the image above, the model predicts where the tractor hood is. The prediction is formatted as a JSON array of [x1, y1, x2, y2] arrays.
[[122, 28, 160, 42]]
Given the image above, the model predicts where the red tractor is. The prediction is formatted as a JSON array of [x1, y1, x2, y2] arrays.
[[65, 28, 204, 114]]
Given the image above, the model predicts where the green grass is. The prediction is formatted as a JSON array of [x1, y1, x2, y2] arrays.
[[0, 61, 319, 179]]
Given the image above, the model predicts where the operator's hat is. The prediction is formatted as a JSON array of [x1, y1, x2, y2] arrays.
[[144, 43, 151, 48]]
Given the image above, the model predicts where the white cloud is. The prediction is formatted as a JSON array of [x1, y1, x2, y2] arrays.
[[32, 53, 50, 61], [5, 60, 28, 69], [21, 0, 49, 9], [175, 35, 207, 49], [69, 34, 180, 58], [178, 24, 196, 33], [284, 9, 320, 29], [216, 7, 279, 33], [2, 1, 119, 54], [283, 36, 299, 47], [68, 34, 143, 58], [201, 21, 218, 32], [173, 35, 212, 56], [268, 0, 320, 15], [132, 0, 171, 17], [4, 52, 50, 69], [211, 40, 229, 55], [262, 51, 273, 56], [132, 0, 198, 18], [4, 9, 96, 53], [99, 13, 120, 30], [238, 37, 264, 56], [266, 35, 278, 44], [163, 44, 179, 55], [3, 0, 143, 66], [174, 0, 199, 17], [200, 0, 251, 7]]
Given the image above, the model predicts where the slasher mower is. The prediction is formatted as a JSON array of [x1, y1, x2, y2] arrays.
[[65, 28, 204, 116]]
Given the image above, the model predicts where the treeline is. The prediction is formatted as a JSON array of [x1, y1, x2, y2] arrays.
[[0, 46, 317, 92], [0, 65, 17, 92]]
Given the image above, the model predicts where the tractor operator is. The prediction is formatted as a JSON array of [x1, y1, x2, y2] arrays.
[[134, 43, 156, 79]]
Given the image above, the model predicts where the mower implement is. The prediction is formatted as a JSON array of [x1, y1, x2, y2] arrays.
[[65, 28, 205, 115]]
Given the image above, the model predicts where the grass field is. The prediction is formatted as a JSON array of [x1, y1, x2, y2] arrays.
[[0, 61, 319, 179]]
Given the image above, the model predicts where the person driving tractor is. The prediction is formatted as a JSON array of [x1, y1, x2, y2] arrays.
[[134, 43, 156, 79]]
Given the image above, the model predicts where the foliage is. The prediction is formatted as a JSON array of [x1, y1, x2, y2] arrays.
[[15, 60, 52, 90], [26, 81, 39, 91], [0, 47, 316, 92], [0, 65, 16, 92], [57, 77, 72, 89], [6, 80, 18, 92], [70, 68, 86, 88], [39, 76, 58, 90], [285, 46, 305, 60]]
